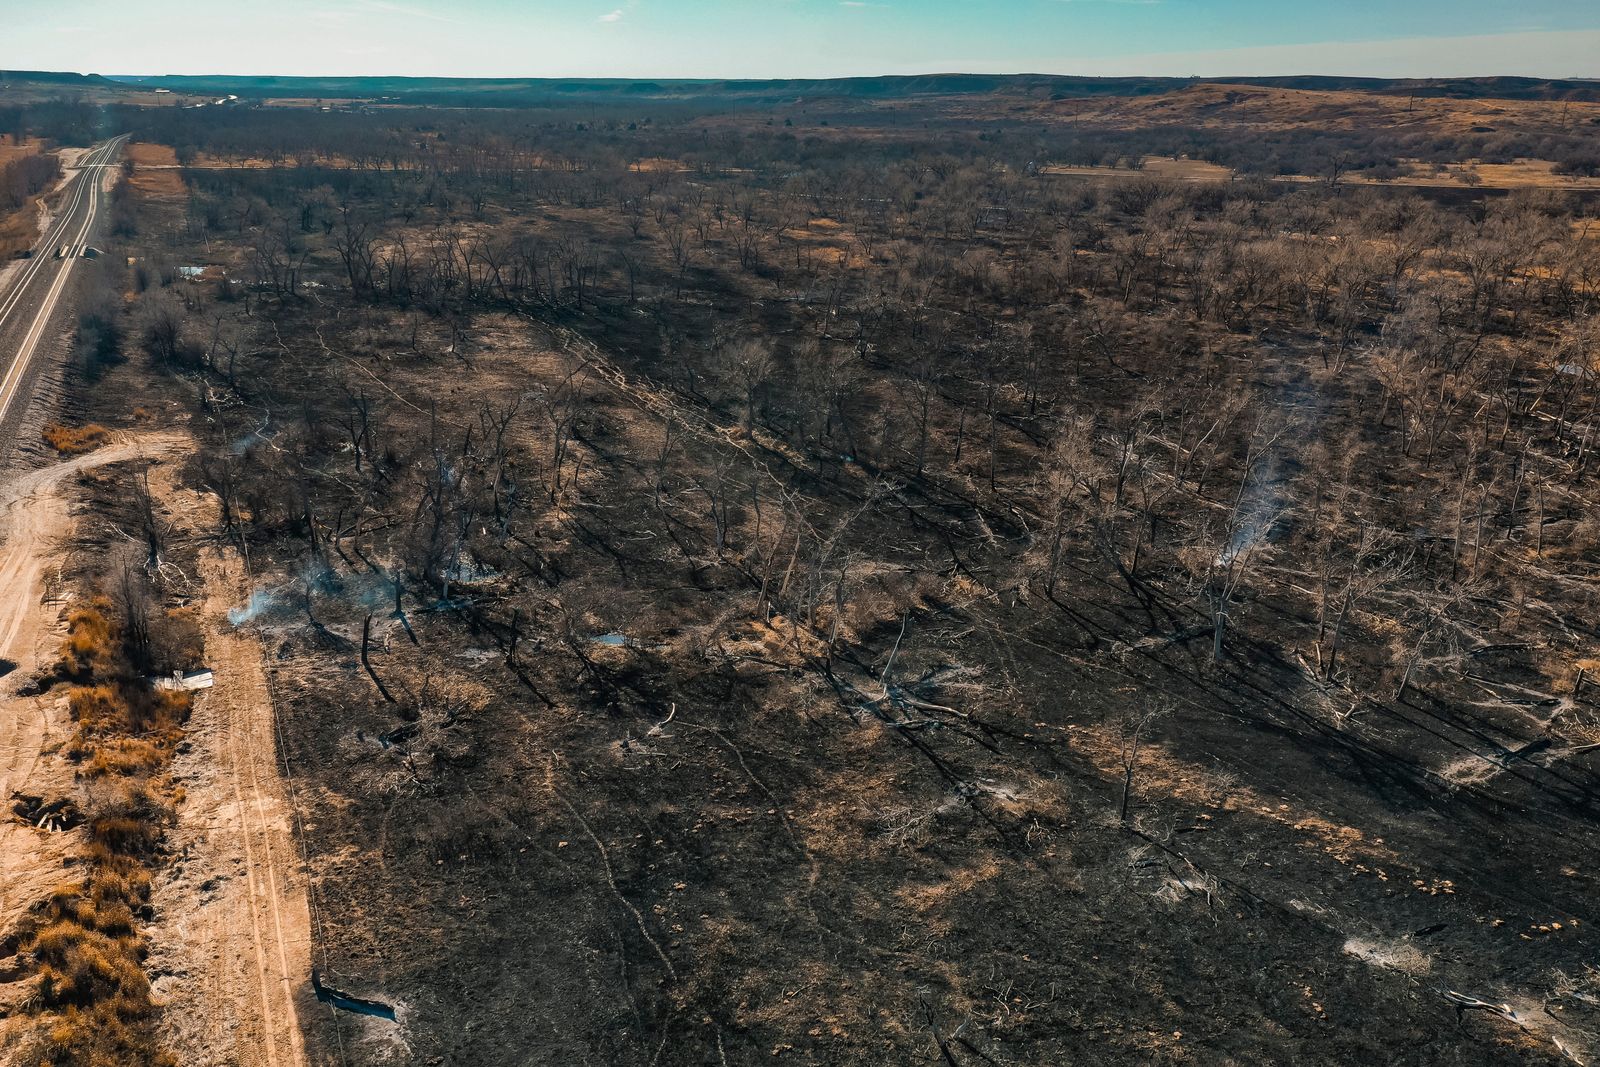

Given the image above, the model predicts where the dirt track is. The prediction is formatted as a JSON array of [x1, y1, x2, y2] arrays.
[[148, 534, 312, 1065]]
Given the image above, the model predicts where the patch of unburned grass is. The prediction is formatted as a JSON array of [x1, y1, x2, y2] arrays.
[[61, 603, 116, 678], [12, 601, 188, 1064], [42, 422, 110, 456], [124, 143, 186, 200], [0, 194, 43, 261], [0, 135, 41, 166]]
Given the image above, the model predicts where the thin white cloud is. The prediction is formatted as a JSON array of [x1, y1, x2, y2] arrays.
[[353, 1, 458, 23], [599, 9, 625, 22]]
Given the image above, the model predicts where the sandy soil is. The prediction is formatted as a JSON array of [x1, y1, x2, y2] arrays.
[[149, 541, 313, 1067], [0, 435, 183, 992]]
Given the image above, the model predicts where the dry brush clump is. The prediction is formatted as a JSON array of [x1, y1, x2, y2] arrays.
[[41, 423, 111, 456], [9, 595, 191, 1067]]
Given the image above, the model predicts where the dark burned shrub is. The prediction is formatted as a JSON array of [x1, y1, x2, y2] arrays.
[[136, 294, 204, 370], [75, 260, 126, 380], [1554, 152, 1600, 178], [405, 797, 526, 868]]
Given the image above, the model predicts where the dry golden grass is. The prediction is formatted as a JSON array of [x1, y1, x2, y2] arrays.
[[1044, 149, 1600, 192], [80, 738, 169, 779], [23, 885, 174, 1067], [61, 604, 115, 677], [1413, 158, 1600, 190], [124, 142, 186, 200], [630, 156, 691, 173], [0, 135, 41, 166], [1042, 156, 1234, 182], [123, 142, 177, 168], [65, 676, 188, 772], [262, 96, 362, 107], [42, 422, 110, 456], [12, 599, 188, 1065], [0, 194, 44, 260], [1074, 719, 1397, 872], [1028, 84, 1600, 192], [1054, 81, 1600, 136]]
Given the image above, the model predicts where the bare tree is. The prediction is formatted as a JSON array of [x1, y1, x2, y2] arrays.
[[1115, 699, 1168, 822]]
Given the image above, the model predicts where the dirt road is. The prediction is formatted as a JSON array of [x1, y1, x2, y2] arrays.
[[151, 542, 312, 1067]]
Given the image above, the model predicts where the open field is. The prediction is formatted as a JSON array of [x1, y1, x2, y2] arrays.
[[124, 142, 187, 199], [1045, 81, 1600, 134], [0, 136, 40, 166], [1043, 153, 1600, 191], [1384, 157, 1600, 191], [1041, 155, 1236, 181]]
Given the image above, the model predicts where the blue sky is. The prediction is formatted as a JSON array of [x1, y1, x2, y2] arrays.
[[7, 0, 1600, 79]]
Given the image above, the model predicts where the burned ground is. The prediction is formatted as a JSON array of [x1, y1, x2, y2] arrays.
[[21, 80, 1600, 1064]]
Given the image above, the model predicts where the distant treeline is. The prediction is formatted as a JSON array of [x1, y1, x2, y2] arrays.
[[121, 100, 1600, 184], [108, 72, 1600, 105], [0, 99, 110, 147]]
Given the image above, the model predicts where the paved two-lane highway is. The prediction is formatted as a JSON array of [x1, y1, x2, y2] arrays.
[[0, 135, 128, 454]]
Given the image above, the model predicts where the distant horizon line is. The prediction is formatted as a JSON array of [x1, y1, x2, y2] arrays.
[[14, 69, 1600, 85]]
